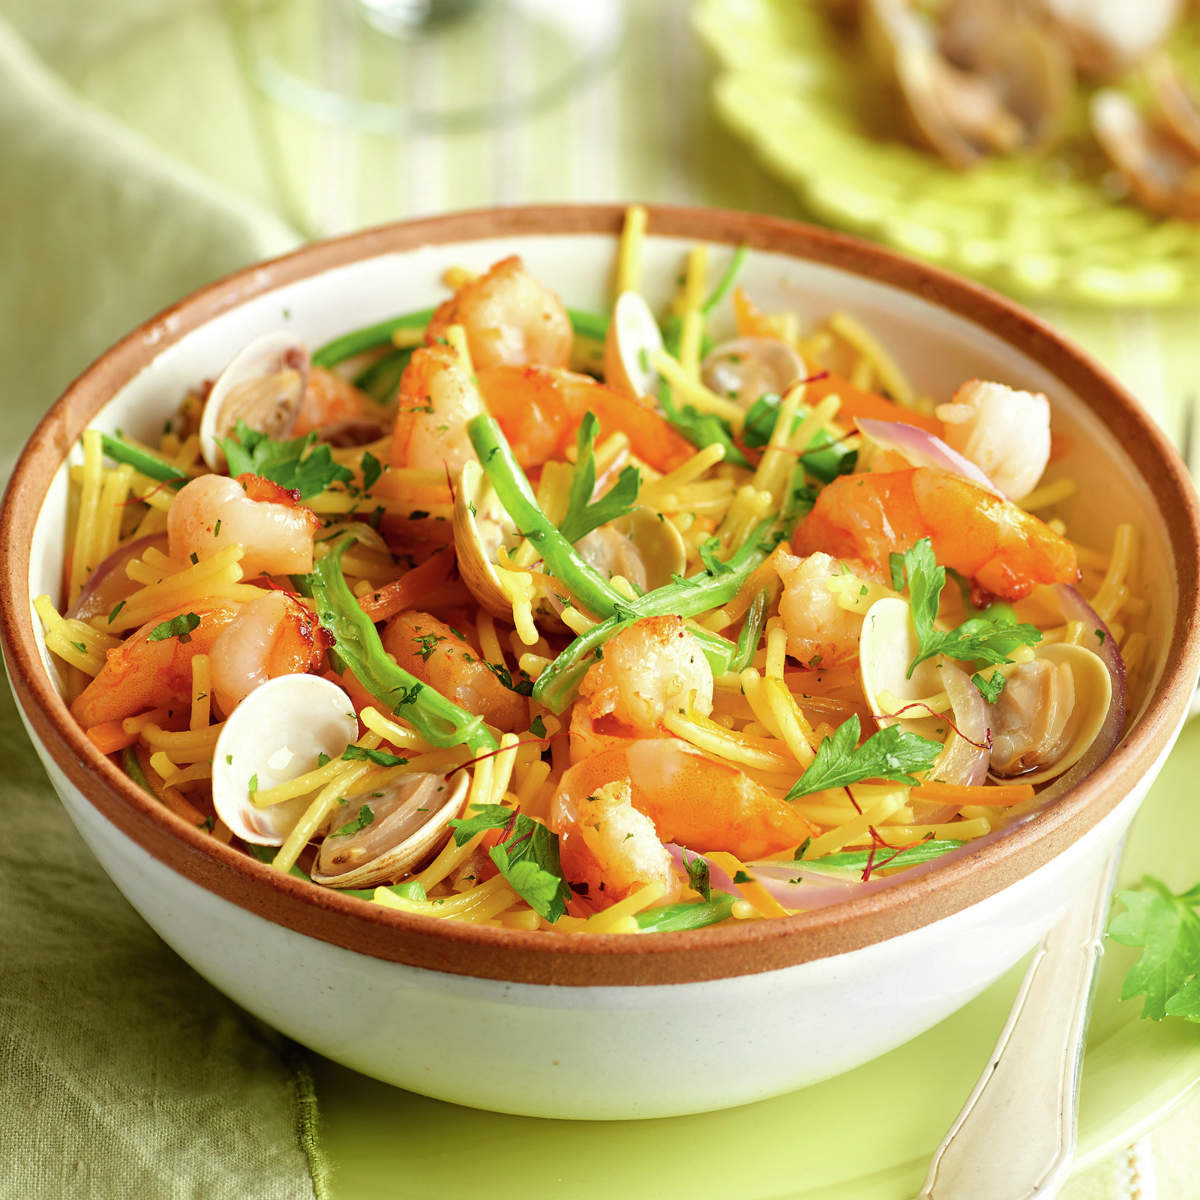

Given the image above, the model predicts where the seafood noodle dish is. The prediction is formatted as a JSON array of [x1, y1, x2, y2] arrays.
[[37, 207, 1140, 935]]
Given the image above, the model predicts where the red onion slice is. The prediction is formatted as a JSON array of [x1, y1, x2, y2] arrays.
[[855, 417, 1001, 495], [934, 662, 991, 787], [68, 533, 168, 621]]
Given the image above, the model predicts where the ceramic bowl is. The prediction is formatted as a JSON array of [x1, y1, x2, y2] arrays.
[[3, 206, 1199, 1120]]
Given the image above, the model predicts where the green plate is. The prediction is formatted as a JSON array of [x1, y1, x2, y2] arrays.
[[692, 0, 1200, 306], [316, 720, 1200, 1198]]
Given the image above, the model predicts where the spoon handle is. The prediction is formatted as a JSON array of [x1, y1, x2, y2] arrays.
[[918, 851, 1122, 1199]]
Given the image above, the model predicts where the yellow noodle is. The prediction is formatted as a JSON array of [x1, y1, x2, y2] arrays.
[[827, 312, 914, 405], [374, 875, 516, 918], [708, 852, 790, 919], [390, 325, 426, 349], [730, 900, 763, 920], [94, 464, 136, 569], [616, 203, 648, 296], [140, 722, 223, 762], [495, 910, 541, 931], [69, 430, 105, 603], [515, 759, 551, 808], [849, 356, 874, 390], [750, 386, 805, 499], [885, 817, 991, 842], [661, 709, 793, 771], [761, 678, 816, 767], [1122, 631, 1147, 677], [476, 611, 507, 666], [651, 351, 745, 426], [253, 732, 382, 808], [583, 882, 667, 933], [1020, 478, 1077, 511], [190, 655, 212, 731], [677, 246, 709, 377], [639, 443, 726, 505], [273, 761, 375, 874], [805, 793, 908, 858], [445, 323, 474, 374], [764, 620, 788, 680], [594, 431, 631, 479], [518, 652, 552, 679], [1091, 524, 1135, 622], [443, 264, 476, 289], [112, 546, 248, 631]]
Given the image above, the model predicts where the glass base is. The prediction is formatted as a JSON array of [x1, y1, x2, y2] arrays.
[[236, 0, 625, 133]]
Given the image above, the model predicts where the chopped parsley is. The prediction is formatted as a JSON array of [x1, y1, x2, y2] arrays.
[[557, 411, 641, 543], [972, 671, 1007, 703], [785, 714, 942, 800], [341, 745, 408, 767], [681, 849, 712, 901], [218, 419, 353, 498], [317, 752, 330, 767], [529, 715, 548, 739], [330, 803, 376, 838], [360, 450, 383, 493], [146, 612, 201, 644], [107, 600, 126, 624]]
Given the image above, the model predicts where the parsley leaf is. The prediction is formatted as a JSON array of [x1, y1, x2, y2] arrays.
[[146, 612, 201, 644], [785, 714, 942, 800], [529, 715, 548, 739], [218, 420, 353, 499], [483, 660, 534, 696], [698, 536, 735, 576], [892, 539, 1042, 679], [341, 746, 408, 767], [330, 803, 376, 838], [448, 805, 569, 921], [972, 671, 1007, 702], [1109, 878, 1200, 1021], [658, 392, 750, 468], [360, 450, 383, 493], [557, 412, 641, 543]]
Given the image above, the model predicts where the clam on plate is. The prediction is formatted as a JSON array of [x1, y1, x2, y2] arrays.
[[693, 0, 1200, 305]]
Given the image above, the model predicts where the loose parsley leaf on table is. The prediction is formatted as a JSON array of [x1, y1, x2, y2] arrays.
[[146, 612, 201, 644], [218, 419, 353, 499], [890, 539, 1041, 680], [1109, 877, 1200, 1021], [449, 804, 570, 922], [785, 714, 942, 800]]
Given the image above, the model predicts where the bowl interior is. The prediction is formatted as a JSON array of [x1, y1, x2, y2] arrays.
[[26, 229, 1175, 719]]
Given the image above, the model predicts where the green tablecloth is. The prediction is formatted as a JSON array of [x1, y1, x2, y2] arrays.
[[1, 2, 1197, 1197]]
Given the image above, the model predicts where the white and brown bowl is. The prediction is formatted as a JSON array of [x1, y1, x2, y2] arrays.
[[3, 206, 1198, 1119]]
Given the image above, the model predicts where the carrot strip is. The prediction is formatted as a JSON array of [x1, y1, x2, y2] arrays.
[[909, 782, 1036, 808], [86, 720, 139, 755], [357, 546, 456, 622], [810, 374, 943, 435]]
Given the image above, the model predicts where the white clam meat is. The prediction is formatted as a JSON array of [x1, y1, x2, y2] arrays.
[[700, 337, 806, 410], [212, 674, 358, 846], [603, 291, 663, 397], [199, 332, 311, 471], [310, 770, 470, 888], [988, 642, 1112, 786], [575, 508, 687, 594]]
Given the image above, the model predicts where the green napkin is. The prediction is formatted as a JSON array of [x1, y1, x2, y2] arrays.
[[0, 11, 323, 1198]]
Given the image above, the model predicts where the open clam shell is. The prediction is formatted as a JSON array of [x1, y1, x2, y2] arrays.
[[310, 770, 470, 889], [604, 291, 663, 397], [701, 337, 806, 410], [988, 642, 1112, 786], [575, 507, 687, 594], [858, 596, 947, 740], [199, 332, 311, 471], [452, 458, 527, 621]]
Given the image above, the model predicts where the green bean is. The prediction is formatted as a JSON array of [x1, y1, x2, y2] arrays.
[[311, 309, 435, 368], [100, 433, 189, 488]]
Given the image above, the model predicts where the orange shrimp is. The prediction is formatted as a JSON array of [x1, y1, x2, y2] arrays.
[[381, 611, 527, 732], [793, 467, 1079, 600], [551, 740, 814, 864], [71, 603, 239, 728], [425, 255, 573, 369], [389, 345, 486, 473], [209, 591, 329, 715], [476, 364, 696, 473]]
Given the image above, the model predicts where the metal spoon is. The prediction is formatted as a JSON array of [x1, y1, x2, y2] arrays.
[[918, 850, 1122, 1198]]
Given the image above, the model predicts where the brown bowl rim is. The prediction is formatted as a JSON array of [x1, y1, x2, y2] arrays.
[[3, 203, 1199, 987]]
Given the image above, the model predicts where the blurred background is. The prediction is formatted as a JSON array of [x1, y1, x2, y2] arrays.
[[3, 2, 1200, 1198]]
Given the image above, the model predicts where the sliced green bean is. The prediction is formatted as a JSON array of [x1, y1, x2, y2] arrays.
[[100, 433, 189, 488], [635, 892, 736, 932], [353, 345, 414, 404], [311, 309, 435, 368]]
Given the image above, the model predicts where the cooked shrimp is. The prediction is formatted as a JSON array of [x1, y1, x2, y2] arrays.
[[209, 591, 328, 716], [775, 549, 865, 669], [167, 474, 320, 579], [577, 616, 713, 735], [293, 367, 382, 442], [390, 345, 486, 472], [555, 779, 680, 910], [381, 610, 526, 732], [476, 364, 695, 472], [71, 603, 239, 728], [793, 467, 1079, 600], [989, 657, 1075, 777], [426, 255, 573, 369], [551, 740, 814, 861], [935, 379, 1051, 499]]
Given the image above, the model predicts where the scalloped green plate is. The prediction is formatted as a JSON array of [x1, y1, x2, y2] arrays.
[[693, 0, 1200, 305], [316, 717, 1200, 1199]]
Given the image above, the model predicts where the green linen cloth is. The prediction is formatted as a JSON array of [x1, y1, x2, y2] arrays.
[[0, 10, 319, 1199]]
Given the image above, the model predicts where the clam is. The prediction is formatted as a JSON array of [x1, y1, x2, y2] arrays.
[[575, 508, 687, 594], [700, 337, 806, 410], [1033, 0, 1182, 78], [310, 770, 470, 889], [858, 596, 948, 741], [452, 458, 527, 621], [604, 291, 663, 397], [988, 643, 1112, 785], [864, 0, 1070, 169], [212, 674, 359, 846], [1091, 89, 1200, 220], [199, 332, 310, 471]]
